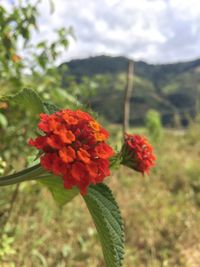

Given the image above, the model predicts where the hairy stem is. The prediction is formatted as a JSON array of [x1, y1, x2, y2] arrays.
[[0, 164, 45, 186]]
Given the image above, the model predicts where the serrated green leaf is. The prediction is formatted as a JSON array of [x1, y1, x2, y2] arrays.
[[39, 175, 79, 206], [84, 183, 125, 267], [43, 101, 60, 114], [4, 88, 45, 115], [51, 88, 81, 108]]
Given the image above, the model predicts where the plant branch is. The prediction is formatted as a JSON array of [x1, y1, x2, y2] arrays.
[[0, 164, 44, 186]]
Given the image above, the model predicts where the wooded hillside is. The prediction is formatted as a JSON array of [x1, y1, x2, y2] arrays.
[[61, 56, 200, 126]]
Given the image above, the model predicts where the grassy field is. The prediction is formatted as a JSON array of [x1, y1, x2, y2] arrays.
[[1, 125, 200, 267]]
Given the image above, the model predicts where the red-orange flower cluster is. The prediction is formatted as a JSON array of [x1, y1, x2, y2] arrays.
[[29, 109, 114, 194], [122, 134, 156, 174]]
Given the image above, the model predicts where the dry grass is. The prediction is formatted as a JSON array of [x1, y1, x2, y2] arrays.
[[1, 126, 200, 267]]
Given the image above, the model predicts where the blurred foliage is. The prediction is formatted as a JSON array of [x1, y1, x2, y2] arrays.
[[0, 232, 16, 260], [145, 109, 163, 143], [0, 113, 8, 129], [0, 157, 6, 175], [0, 0, 74, 95], [185, 113, 200, 145]]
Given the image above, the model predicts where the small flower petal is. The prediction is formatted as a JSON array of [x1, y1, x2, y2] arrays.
[[59, 146, 76, 163]]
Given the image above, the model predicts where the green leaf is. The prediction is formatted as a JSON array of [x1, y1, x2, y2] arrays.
[[51, 88, 81, 109], [84, 183, 125, 267], [43, 101, 60, 114], [39, 176, 79, 206], [4, 88, 45, 115]]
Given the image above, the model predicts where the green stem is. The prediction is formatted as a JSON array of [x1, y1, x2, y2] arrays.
[[0, 164, 45, 186]]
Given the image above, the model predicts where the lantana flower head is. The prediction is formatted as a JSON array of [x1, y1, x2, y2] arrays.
[[121, 133, 156, 174], [29, 109, 114, 194]]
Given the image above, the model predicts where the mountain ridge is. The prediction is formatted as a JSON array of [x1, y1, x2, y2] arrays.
[[60, 55, 200, 126]]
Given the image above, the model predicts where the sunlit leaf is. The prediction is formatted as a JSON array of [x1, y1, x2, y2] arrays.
[[40, 176, 79, 206], [4, 88, 45, 115]]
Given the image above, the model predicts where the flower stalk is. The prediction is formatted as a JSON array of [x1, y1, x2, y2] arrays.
[[0, 164, 45, 186]]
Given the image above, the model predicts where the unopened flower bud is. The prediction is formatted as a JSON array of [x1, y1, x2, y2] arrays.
[[121, 133, 156, 174]]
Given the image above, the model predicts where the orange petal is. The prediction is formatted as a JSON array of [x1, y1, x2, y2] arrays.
[[89, 120, 100, 131], [77, 148, 90, 163], [94, 132, 107, 141], [59, 146, 76, 163], [59, 130, 75, 144], [62, 113, 78, 125]]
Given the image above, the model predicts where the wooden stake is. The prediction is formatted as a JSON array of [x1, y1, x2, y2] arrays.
[[123, 60, 134, 136]]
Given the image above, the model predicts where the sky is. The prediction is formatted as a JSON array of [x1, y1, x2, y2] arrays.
[[5, 0, 200, 64]]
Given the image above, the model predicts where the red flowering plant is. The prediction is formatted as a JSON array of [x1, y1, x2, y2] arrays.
[[121, 133, 156, 174], [0, 89, 156, 267], [29, 109, 114, 195]]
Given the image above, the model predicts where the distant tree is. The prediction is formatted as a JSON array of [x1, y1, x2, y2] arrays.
[[0, 0, 73, 95], [145, 109, 163, 142]]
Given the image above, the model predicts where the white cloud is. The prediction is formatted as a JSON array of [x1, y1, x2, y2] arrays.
[[4, 0, 200, 63]]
